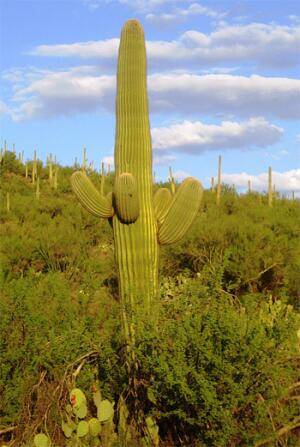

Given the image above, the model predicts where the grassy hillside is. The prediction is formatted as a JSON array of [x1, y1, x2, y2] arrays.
[[1, 151, 300, 446]]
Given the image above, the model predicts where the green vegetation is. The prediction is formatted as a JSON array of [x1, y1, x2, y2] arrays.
[[1, 18, 300, 447], [0, 149, 299, 446]]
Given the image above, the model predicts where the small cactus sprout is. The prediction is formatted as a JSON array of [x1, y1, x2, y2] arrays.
[[70, 20, 202, 345], [33, 433, 51, 447]]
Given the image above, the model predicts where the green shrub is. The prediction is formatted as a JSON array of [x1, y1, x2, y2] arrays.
[[130, 281, 300, 446]]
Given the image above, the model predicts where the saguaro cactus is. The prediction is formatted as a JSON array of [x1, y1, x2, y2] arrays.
[[268, 166, 272, 207], [216, 155, 222, 206], [71, 20, 202, 341]]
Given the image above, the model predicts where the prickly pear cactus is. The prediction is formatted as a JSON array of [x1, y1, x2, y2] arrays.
[[71, 20, 203, 341], [61, 386, 115, 446]]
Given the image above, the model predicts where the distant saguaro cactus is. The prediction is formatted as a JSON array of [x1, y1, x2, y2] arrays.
[[71, 20, 202, 342], [268, 166, 272, 207], [216, 155, 222, 206]]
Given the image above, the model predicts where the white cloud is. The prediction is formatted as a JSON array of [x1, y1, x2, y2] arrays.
[[146, 3, 223, 24], [82, 0, 195, 13], [173, 170, 191, 180], [148, 73, 300, 119], [222, 169, 300, 192], [151, 118, 283, 154], [153, 154, 177, 165], [149, 73, 300, 119], [4, 67, 300, 121], [102, 155, 114, 166], [0, 100, 11, 117], [8, 67, 115, 120], [30, 23, 300, 69], [31, 39, 119, 59]]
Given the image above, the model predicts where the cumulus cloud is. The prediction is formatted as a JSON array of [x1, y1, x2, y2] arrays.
[[7, 67, 115, 120], [151, 118, 283, 153], [148, 73, 300, 119], [3, 67, 300, 121], [30, 23, 300, 69], [222, 169, 300, 192]]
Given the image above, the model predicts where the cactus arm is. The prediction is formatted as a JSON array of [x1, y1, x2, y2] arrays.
[[71, 171, 114, 218], [158, 177, 203, 245], [153, 188, 172, 226], [114, 173, 139, 224]]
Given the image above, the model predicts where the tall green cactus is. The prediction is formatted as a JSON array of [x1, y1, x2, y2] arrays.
[[71, 20, 202, 341]]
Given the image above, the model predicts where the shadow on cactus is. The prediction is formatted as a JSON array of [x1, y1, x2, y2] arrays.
[[70, 19, 203, 346]]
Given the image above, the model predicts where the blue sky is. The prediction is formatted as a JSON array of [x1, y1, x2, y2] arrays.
[[1, 0, 300, 193]]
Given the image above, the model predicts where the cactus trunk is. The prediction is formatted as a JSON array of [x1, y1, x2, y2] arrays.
[[71, 19, 202, 349], [113, 21, 158, 330]]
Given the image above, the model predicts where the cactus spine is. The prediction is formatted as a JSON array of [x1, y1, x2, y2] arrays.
[[71, 20, 202, 342]]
